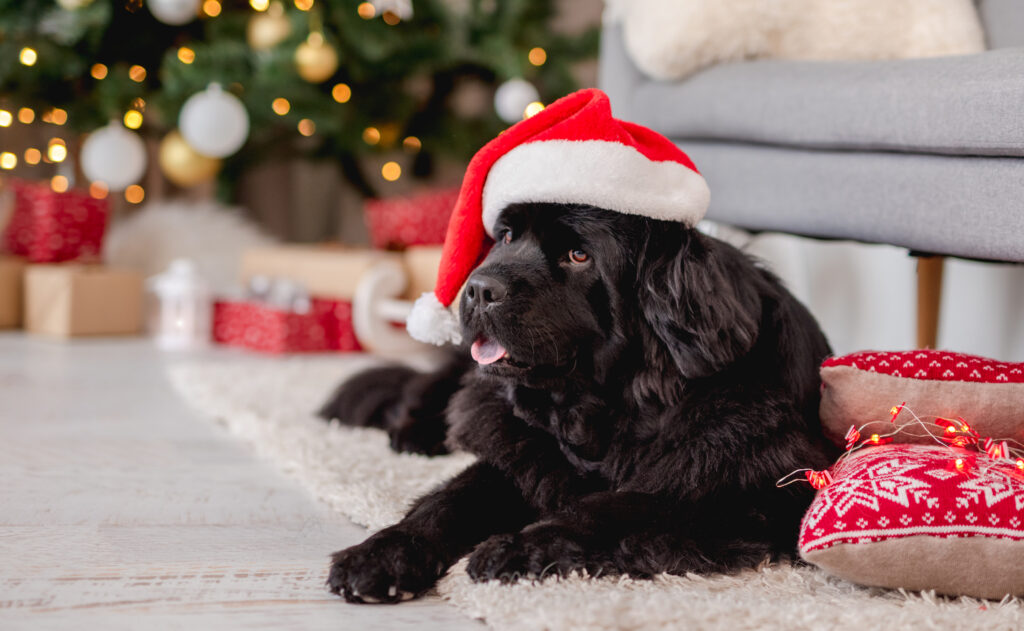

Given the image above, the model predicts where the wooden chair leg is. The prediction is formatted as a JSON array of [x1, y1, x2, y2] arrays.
[[916, 256, 945, 349]]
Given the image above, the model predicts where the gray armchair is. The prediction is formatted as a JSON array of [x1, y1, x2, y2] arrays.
[[599, 0, 1024, 347]]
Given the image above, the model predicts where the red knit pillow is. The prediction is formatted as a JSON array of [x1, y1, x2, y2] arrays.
[[799, 444, 1024, 598], [820, 350, 1024, 448]]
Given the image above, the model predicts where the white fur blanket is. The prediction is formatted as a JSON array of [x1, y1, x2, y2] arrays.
[[607, 0, 986, 81], [167, 356, 1024, 630]]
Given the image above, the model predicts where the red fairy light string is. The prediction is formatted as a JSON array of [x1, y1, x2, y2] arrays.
[[777, 403, 1024, 490]]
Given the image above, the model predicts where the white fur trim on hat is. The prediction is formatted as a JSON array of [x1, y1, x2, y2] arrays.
[[481, 139, 710, 236], [406, 292, 463, 346]]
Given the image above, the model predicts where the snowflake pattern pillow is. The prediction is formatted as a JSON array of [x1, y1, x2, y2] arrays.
[[820, 350, 1024, 448], [799, 444, 1024, 599]]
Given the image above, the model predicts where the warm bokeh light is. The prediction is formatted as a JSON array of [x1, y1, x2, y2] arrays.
[[294, 0, 314, 10], [129, 65, 147, 82], [297, 118, 316, 136], [362, 126, 381, 145], [47, 139, 67, 163], [24, 148, 41, 165], [331, 83, 351, 103], [89, 182, 109, 200], [528, 47, 547, 66], [18, 108, 34, 124], [402, 136, 421, 152], [178, 47, 196, 64], [0, 110, 11, 127], [125, 184, 145, 204], [250, 0, 270, 9], [123, 110, 143, 129], [91, 63, 108, 80], [272, 97, 290, 115], [381, 161, 401, 181], [49, 108, 68, 125], [382, 11, 400, 25], [50, 175, 69, 193], [524, 101, 545, 118], [0, 152, 17, 170], [202, 0, 222, 17], [357, 2, 375, 19], [19, 47, 37, 66], [131, 97, 146, 111]]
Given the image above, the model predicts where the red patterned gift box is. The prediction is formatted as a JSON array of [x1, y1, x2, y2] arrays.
[[364, 187, 458, 250], [212, 298, 361, 354], [2, 179, 109, 263]]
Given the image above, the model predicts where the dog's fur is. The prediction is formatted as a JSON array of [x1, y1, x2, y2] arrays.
[[321, 203, 834, 604]]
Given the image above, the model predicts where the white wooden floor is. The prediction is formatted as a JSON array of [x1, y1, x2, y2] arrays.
[[0, 333, 483, 630]]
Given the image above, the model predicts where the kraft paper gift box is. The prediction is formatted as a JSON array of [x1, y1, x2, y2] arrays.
[[0, 254, 26, 328], [401, 245, 442, 300], [24, 264, 144, 337], [240, 245, 401, 300]]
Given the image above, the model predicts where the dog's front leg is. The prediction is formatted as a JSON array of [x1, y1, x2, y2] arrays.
[[328, 461, 534, 603]]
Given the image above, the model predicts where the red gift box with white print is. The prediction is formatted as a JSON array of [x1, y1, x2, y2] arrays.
[[212, 298, 361, 354], [2, 179, 109, 263], [364, 187, 458, 250]]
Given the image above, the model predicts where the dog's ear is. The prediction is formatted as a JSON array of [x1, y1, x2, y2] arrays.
[[637, 225, 762, 379]]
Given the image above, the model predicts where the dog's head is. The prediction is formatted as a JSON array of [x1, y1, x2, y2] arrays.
[[459, 203, 762, 385]]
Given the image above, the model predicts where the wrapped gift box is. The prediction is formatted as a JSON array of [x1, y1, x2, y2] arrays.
[[2, 179, 109, 263], [401, 245, 442, 300], [24, 264, 143, 337], [240, 246, 400, 300], [364, 188, 458, 250], [212, 298, 361, 354], [0, 254, 26, 328]]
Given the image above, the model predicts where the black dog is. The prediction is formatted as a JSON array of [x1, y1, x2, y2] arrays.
[[320, 202, 834, 603]]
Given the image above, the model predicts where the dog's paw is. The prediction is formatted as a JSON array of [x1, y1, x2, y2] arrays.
[[466, 526, 592, 583], [327, 529, 445, 604]]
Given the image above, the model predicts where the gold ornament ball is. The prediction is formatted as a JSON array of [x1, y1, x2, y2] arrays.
[[247, 2, 290, 51], [158, 131, 221, 187], [295, 33, 339, 83]]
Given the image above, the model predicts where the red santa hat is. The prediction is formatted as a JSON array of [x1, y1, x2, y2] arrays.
[[406, 87, 710, 345]]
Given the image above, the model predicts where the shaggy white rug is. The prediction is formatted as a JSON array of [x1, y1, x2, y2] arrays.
[[167, 356, 1024, 631]]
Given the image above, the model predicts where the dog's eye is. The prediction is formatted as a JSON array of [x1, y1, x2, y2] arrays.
[[568, 249, 589, 264], [502, 230, 512, 244]]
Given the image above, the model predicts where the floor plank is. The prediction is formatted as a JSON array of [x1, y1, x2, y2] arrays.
[[0, 333, 483, 630]]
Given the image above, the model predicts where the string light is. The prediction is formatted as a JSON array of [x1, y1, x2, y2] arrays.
[[294, 0, 314, 9], [297, 118, 315, 136], [24, 148, 41, 165], [202, 0, 222, 17], [528, 47, 547, 66], [250, 0, 270, 9], [178, 47, 196, 64], [332, 83, 352, 103], [357, 2, 375, 18], [0, 110, 11, 127], [889, 402, 906, 422], [402, 136, 421, 152], [524, 101, 545, 118], [805, 470, 833, 490], [125, 184, 145, 204], [123, 110, 143, 130], [954, 457, 966, 472], [0, 152, 17, 170], [128, 65, 147, 82], [50, 175, 69, 193], [18, 108, 34, 124], [47, 139, 67, 163], [271, 97, 290, 115], [91, 63, 108, 80], [382, 11, 400, 25], [362, 126, 381, 145], [844, 425, 861, 450], [381, 161, 401, 181], [19, 47, 37, 66], [1017, 459, 1024, 472], [89, 182, 108, 200]]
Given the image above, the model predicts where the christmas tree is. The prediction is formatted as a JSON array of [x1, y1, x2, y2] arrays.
[[0, 0, 598, 200]]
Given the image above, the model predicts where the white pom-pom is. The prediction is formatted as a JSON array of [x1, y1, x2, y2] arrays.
[[406, 292, 462, 346]]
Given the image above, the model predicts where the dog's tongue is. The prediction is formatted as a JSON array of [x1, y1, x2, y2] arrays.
[[471, 337, 508, 365]]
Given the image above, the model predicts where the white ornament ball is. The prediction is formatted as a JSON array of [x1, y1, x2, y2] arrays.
[[494, 79, 540, 124], [148, 0, 200, 25], [178, 84, 250, 158], [81, 122, 148, 192]]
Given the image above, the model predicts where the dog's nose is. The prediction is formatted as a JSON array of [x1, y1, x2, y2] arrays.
[[465, 274, 507, 309]]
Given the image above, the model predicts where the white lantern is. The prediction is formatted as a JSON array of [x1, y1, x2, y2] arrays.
[[148, 0, 200, 25], [494, 78, 540, 123], [146, 259, 212, 351], [179, 84, 250, 158], [80, 122, 148, 192]]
